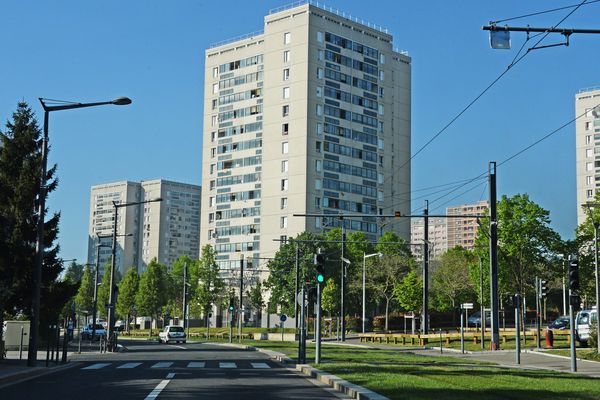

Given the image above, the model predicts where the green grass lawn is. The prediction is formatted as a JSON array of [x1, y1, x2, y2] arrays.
[[247, 341, 600, 400]]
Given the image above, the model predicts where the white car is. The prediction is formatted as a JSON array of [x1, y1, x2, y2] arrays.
[[158, 325, 186, 344], [576, 309, 597, 344]]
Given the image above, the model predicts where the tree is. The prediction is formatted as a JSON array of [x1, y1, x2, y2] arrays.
[[431, 247, 477, 324], [0, 102, 74, 341], [193, 246, 225, 320], [321, 279, 340, 315], [394, 270, 423, 315], [246, 279, 264, 327], [136, 259, 170, 335], [63, 261, 84, 285], [474, 194, 561, 301], [166, 256, 198, 319], [576, 192, 600, 303], [96, 264, 112, 318], [74, 265, 95, 315], [117, 268, 139, 333]]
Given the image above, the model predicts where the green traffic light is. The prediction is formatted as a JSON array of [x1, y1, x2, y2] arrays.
[[317, 274, 324, 283]]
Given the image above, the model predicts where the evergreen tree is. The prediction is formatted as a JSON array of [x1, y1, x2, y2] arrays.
[[0, 102, 75, 338]]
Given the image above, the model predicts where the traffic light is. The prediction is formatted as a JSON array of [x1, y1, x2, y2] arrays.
[[314, 251, 326, 283], [540, 280, 548, 298], [228, 297, 235, 312], [569, 258, 580, 292]]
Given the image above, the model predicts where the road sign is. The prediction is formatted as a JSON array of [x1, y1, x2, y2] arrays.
[[280, 314, 287, 322], [461, 303, 474, 309], [105, 303, 114, 309]]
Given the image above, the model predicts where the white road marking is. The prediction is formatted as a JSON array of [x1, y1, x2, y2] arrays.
[[82, 363, 111, 370], [151, 362, 174, 368], [144, 378, 171, 400], [167, 344, 186, 350], [166, 373, 176, 379], [187, 362, 205, 368], [251, 362, 270, 369], [117, 362, 142, 369], [219, 362, 237, 368]]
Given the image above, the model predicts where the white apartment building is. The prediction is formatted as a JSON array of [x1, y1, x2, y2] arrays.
[[87, 179, 201, 277], [411, 217, 447, 260], [200, 2, 411, 284], [576, 87, 600, 225]]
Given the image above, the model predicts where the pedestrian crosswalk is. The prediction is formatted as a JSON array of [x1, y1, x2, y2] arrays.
[[81, 361, 274, 371]]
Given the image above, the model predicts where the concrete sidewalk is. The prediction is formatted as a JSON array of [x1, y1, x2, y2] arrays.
[[0, 351, 78, 387]]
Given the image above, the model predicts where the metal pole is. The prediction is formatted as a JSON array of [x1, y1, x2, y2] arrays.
[[19, 326, 24, 360], [341, 223, 346, 341], [489, 162, 500, 350], [536, 277, 541, 350], [92, 244, 101, 341], [299, 286, 306, 364], [27, 109, 48, 367], [563, 258, 567, 316], [316, 282, 322, 364], [362, 253, 366, 334], [239, 256, 244, 343], [480, 257, 484, 349], [569, 290, 577, 372], [295, 244, 299, 331], [182, 262, 187, 330], [107, 203, 119, 351], [515, 294, 521, 365], [460, 309, 464, 354], [594, 222, 600, 355], [423, 200, 429, 334]]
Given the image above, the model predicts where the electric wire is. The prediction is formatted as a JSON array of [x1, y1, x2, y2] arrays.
[[491, 0, 600, 24]]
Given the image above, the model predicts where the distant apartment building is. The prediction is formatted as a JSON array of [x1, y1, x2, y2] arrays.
[[200, 2, 411, 282], [87, 179, 201, 277], [576, 87, 600, 225], [410, 200, 488, 260]]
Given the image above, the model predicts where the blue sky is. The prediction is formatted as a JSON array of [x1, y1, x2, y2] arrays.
[[1, 0, 598, 263]]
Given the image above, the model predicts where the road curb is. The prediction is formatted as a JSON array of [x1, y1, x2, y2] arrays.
[[295, 364, 389, 400], [0, 362, 79, 388]]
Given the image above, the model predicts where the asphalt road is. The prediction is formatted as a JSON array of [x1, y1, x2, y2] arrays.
[[2, 340, 349, 400]]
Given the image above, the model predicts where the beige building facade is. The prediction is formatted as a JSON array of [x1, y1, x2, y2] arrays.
[[200, 3, 411, 284], [87, 179, 201, 277], [576, 87, 600, 225]]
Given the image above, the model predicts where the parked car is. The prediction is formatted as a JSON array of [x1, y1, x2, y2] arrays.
[[158, 325, 186, 344], [576, 309, 597, 344], [81, 324, 106, 340], [467, 310, 491, 327], [548, 316, 570, 330]]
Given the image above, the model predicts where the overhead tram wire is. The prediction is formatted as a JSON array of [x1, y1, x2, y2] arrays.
[[382, 2, 587, 207], [491, 0, 600, 24]]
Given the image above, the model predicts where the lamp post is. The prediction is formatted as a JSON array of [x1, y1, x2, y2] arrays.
[[28, 96, 131, 367], [362, 252, 382, 334], [107, 198, 161, 351], [583, 203, 600, 354]]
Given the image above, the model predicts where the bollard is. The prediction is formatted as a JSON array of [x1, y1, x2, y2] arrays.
[[439, 329, 443, 354], [19, 326, 24, 360], [545, 329, 554, 349]]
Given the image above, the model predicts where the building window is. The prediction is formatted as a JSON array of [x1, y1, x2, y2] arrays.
[[316, 122, 323, 135], [284, 50, 291, 63], [587, 189, 594, 199], [586, 122, 592, 130], [210, 180, 215, 190], [284, 32, 291, 44], [211, 131, 216, 142], [318, 49, 324, 61], [282, 105, 289, 117], [587, 148, 594, 158], [281, 160, 289, 172], [212, 67, 219, 78], [212, 83, 219, 94], [209, 213, 215, 223], [317, 31, 324, 43], [317, 67, 324, 79], [378, 104, 384, 115], [279, 235, 288, 247], [281, 197, 288, 209], [587, 176, 593, 185], [283, 87, 290, 99], [378, 138, 384, 149], [212, 99, 217, 110], [315, 179, 322, 190], [380, 53, 385, 64], [210, 164, 215, 174], [211, 148, 216, 158], [586, 135, 593, 144], [281, 179, 288, 191], [379, 70, 385, 81], [378, 173, 384, 184], [283, 68, 290, 81], [316, 141, 322, 153], [587, 162, 594, 171], [316, 160, 322, 172], [209, 197, 215, 207], [315, 197, 321, 209], [282, 142, 289, 154], [282, 123, 289, 135], [316, 86, 323, 97], [316, 104, 323, 116], [211, 115, 217, 126], [280, 216, 288, 228]]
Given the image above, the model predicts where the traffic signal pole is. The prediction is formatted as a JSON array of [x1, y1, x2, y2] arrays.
[[340, 224, 346, 341], [489, 162, 500, 350], [315, 282, 322, 364], [569, 256, 579, 372]]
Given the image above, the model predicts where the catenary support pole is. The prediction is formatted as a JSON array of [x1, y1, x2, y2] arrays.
[[489, 162, 500, 350], [423, 200, 429, 334]]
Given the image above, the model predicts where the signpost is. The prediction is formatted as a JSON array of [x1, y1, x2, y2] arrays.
[[280, 314, 287, 341], [460, 303, 473, 354]]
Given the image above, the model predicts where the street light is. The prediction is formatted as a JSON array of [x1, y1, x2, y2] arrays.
[[583, 202, 600, 355], [28, 96, 131, 367], [362, 252, 382, 334], [107, 198, 161, 351]]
